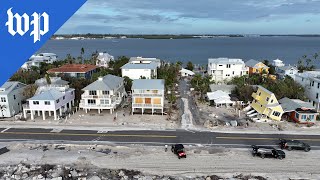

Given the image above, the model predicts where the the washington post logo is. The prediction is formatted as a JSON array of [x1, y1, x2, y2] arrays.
[[5, 8, 49, 43]]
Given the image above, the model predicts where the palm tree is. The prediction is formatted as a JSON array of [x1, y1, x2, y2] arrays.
[[0, 105, 7, 119], [80, 47, 85, 64]]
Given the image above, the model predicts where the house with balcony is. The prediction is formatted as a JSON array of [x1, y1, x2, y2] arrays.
[[47, 64, 98, 79], [96, 52, 114, 68], [279, 97, 318, 124], [272, 59, 285, 67], [129, 57, 161, 67], [21, 53, 58, 70], [23, 77, 75, 120], [0, 81, 27, 118], [121, 62, 158, 80], [79, 74, 126, 114], [295, 71, 320, 112], [250, 86, 284, 121], [276, 65, 298, 80], [245, 59, 269, 75], [207, 58, 248, 82], [132, 79, 165, 115]]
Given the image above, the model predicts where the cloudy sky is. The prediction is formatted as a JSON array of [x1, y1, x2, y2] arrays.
[[57, 0, 320, 34]]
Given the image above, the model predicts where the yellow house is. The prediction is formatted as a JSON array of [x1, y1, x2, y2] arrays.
[[251, 86, 284, 121], [245, 59, 269, 75]]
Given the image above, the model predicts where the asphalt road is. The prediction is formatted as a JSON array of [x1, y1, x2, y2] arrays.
[[1, 128, 320, 149]]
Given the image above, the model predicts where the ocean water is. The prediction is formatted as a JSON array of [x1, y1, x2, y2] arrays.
[[38, 37, 320, 66]]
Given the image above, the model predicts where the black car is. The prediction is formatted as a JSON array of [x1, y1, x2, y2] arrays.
[[252, 145, 285, 159], [279, 139, 311, 152], [171, 144, 187, 159]]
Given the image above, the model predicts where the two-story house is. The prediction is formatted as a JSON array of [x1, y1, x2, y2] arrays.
[[131, 79, 165, 115], [129, 57, 161, 67], [207, 58, 248, 82], [96, 52, 114, 68], [79, 74, 126, 114], [23, 77, 75, 120], [47, 64, 98, 79], [295, 71, 320, 112], [251, 86, 284, 121], [245, 59, 269, 75], [21, 53, 58, 70], [121, 62, 158, 79], [276, 65, 298, 80], [0, 81, 27, 118], [272, 59, 285, 67]]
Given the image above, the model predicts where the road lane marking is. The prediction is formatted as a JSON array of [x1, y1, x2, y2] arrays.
[[0, 131, 177, 138], [216, 136, 320, 142], [1, 128, 10, 133]]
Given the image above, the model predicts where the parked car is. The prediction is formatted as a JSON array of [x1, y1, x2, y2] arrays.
[[171, 144, 186, 159], [252, 145, 285, 159], [279, 139, 311, 152]]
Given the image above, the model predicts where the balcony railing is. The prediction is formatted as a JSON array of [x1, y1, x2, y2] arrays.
[[81, 95, 112, 99], [132, 103, 163, 108], [79, 102, 116, 108], [132, 93, 163, 97]]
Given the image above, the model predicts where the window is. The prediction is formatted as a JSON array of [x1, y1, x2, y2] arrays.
[[71, 91, 74, 95], [258, 92, 261, 96], [13, 95, 16, 100], [272, 111, 281, 117], [317, 93, 319, 99], [309, 115, 315, 120], [312, 81, 315, 86], [266, 97, 269, 102], [100, 99, 109, 104], [33, 101, 39, 105], [63, 96, 65, 100], [318, 83, 320, 89], [0, 97, 6, 102], [56, 99, 60, 103], [301, 115, 307, 120], [232, 71, 235, 75], [271, 100, 274, 103], [219, 65, 223, 66], [88, 99, 96, 104], [45, 101, 51, 105], [226, 64, 231, 68], [295, 112, 299, 119], [102, 91, 109, 95], [89, 91, 97, 95], [226, 74, 230, 77]]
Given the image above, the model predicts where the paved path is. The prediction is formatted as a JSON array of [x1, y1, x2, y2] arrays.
[[1, 128, 320, 149]]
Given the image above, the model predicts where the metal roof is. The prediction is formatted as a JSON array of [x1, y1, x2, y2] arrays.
[[28, 89, 64, 101], [121, 62, 158, 69], [0, 81, 26, 95], [132, 79, 165, 90], [83, 74, 124, 91], [279, 97, 315, 112], [208, 58, 245, 65], [209, 84, 236, 94], [278, 65, 298, 71], [35, 77, 69, 86]]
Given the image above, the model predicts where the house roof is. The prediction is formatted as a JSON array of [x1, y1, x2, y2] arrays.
[[0, 81, 26, 95], [209, 84, 236, 94], [279, 97, 315, 112], [35, 77, 69, 86], [83, 74, 124, 91], [208, 58, 245, 65], [132, 79, 165, 90], [121, 62, 158, 69], [245, 59, 269, 69], [28, 89, 64, 101], [129, 57, 160, 62], [278, 65, 298, 71], [207, 90, 230, 100], [256, 85, 274, 95], [47, 64, 98, 73], [180, 68, 195, 75]]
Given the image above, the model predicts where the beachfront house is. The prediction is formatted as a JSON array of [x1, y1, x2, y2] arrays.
[[295, 71, 320, 112], [279, 97, 318, 124], [272, 59, 285, 67], [23, 77, 75, 120], [0, 82, 27, 118], [131, 79, 165, 115], [121, 62, 158, 80], [276, 65, 298, 80], [249, 86, 284, 121], [79, 75, 126, 114], [129, 57, 161, 67], [207, 58, 248, 82], [47, 64, 98, 79], [96, 52, 114, 68], [180, 68, 195, 77], [245, 59, 269, 75], [21, 53, 58, 70]]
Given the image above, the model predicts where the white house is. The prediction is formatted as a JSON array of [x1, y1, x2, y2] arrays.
[[295, 71, 320, 112], [276, 65, 299, 79], [0, 82, 27, 118], [272, 59, 285, 67], [96, 52, 114, 68], [79, 75, 126, 114], [21, 53, 58, 70], [180, 68, 195, 77], [132, 79, 165, 115], [121, 62, 158, 79], [23, 77, 75, 120], [207, 58, 248, 82], [129, 57, 161, 67]]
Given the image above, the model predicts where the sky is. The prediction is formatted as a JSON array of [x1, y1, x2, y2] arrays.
[[57, 0, 320, 34]]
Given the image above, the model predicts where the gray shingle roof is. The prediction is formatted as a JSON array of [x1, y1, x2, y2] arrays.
[[83, 74, 124, 91], [28, 89, 64, 101], [121, 62, 158, 69], [279, 97, 315, 112], [132, 79, 165, 90], [0, 81, 26, 95]]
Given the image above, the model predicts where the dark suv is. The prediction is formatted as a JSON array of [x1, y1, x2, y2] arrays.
[[252, 145, 285, 159], [279, 139, 311, 152], [171, 144, 187, 159]]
